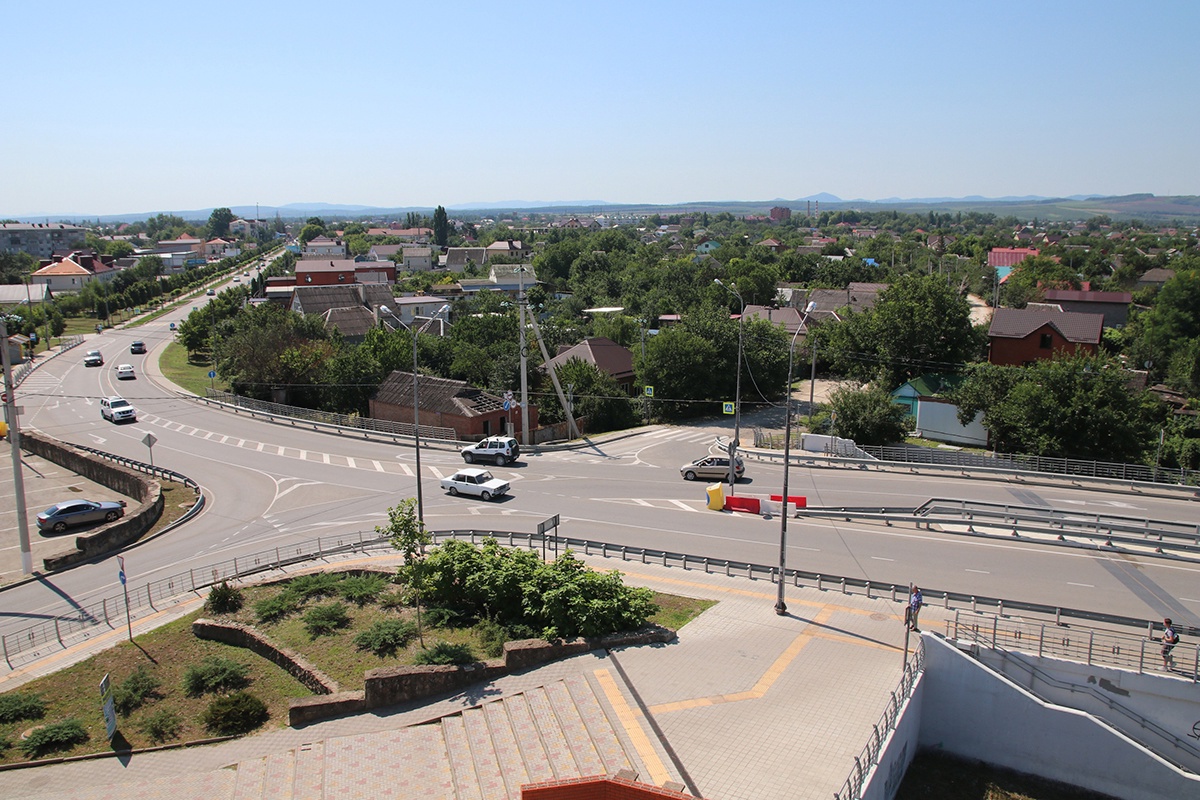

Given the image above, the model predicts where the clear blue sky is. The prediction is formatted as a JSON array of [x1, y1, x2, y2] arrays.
[[4, 1, 1197, 218]]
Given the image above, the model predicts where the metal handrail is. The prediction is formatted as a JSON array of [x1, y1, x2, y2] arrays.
[[834, 641, 925, 800], [65, 442, 201, 492]]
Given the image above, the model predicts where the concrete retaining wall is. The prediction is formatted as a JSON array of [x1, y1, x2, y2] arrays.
[[293, 625, 675, 726], [192, 619, 340, 695], [21, 430, 164, 570], [918, 634, 1200, 800]]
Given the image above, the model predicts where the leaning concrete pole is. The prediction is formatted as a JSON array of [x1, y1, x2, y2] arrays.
[[0, 316, 34, 574]]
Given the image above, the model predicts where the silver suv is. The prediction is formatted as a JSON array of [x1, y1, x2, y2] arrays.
[[460, 436, 520, 466]]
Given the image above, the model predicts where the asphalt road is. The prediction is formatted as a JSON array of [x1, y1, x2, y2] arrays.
[[4, 304, 1198, 642]]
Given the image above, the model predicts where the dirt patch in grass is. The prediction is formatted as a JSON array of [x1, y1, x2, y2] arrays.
[[897, 751, 1117, 800]]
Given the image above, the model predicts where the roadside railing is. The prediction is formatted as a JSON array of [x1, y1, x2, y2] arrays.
[[3, 527, 1188, 674], [834, 641, 924, 800], [66, 442, 202, 493], [10, 335, 85, 388], [199, 390, 460, 443]]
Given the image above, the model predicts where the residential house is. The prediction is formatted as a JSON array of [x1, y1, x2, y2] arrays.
[[987, 307, 1103, 367], [457, 264, 537, 298], [302, 236, 348, 259], [695, 240, 721, 255], [320, 306, 377, 344], [1040, 289, 1132, 328], [153, 234, 204, 257], [367, 244, 406, 262], [756, 238, 788, 254], [295, 259, 395, 286], [890, 374, 987, 447], [204, 238, 239, 259], [769, 207, 791, 222], [0, 283, 51, 310], [377, 295, 452, 329], [485, 239, 530, 261], [30, 252, 117, 293], [369, 371, 534, 440], [806, 282, 888, 315], [743, 305, 808, 336], [542, 337, 635, 394], [444, 247, 489, 273], [290, 283, 395, 317], [1136, 268, 1175, 290], [987, 247, 1039, 269], [229, 218, 267, 236], [400, 247, 433, 272], [1, 223, 88, 258]]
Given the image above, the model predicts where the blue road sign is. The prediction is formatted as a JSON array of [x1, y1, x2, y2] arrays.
[[208, 370, 217, 378]]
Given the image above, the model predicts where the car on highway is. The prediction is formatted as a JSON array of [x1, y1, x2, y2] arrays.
[[100, 396, 136, 423], [83, 350, 104, 367], [460, 436, 520, 466], [130, 341, 146, 354], [680, 456, 745, 482], [37, 499, 127, 533], [115, 364, 136, 380], [233, 276, 240, 282], [440, 467, 510, 501], [206, 288, 216, 296]]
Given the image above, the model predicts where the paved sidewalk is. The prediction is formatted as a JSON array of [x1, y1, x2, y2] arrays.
[[0, 553, 934, 800]]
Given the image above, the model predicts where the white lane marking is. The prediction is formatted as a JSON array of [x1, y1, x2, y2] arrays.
[[346, 457, 357, 469], [371, 460, 385, 472], [1067, 582, 1094, 588], [1181, 598, 1200, 604], [633, 499, 653, 507], [965, 568, 990, 574], [396, 463, 414, 477], [322, 453, 330, 464], [871, 556, 894, 562], [668, 499, 699, 512], [428, 467, 445, 479], [257, 442, 265, 451]]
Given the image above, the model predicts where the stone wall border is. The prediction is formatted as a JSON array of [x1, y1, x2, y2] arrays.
[[191, 618, 340, 696]]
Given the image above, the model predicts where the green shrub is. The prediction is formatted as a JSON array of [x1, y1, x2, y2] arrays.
[[0, 736, 9, 753], [303, 602, 351, 637], [474, 618, 508, 658], [114, 666, 161, 716], [202, 691, 268, 736], [337, 574, 388, 606], [286, 572, 343, 600], [254, 592, 302, 624], [353, 619, 418, 657], [183, 656, 250, 697], [204, 581, 244, 614], [424, 606, 468, 628], [413, 641, 475, 666], [0, 691, 46, 724], [19, 719, 88, 758], [139, 709, 181, 744], [377, 590, 408, 610]]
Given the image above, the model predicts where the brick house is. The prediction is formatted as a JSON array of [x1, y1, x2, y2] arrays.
[[295, 259, 395, 286], [542, 337, 635, 394], [987, 307, 1103, 366], [1040, 289, 1132, 328], [369, 371, 536, 440]]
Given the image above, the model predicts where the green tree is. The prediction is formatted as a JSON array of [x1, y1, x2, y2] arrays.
[[827, 385, 910, 445], [952, 354, 1162, 461], [433, 205, 449, 247], [378, 498, 430, 645], [207, 207, 234, 238], [543, 357, 638, 432]]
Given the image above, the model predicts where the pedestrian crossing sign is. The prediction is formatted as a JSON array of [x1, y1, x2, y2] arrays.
[[723, 401, 735, 415], [644, 386, 654, 397]]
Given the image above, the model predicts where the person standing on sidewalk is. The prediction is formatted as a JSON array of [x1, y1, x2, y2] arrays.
[[1160, 618, 1180, 669], [906, 586, 923, 632]]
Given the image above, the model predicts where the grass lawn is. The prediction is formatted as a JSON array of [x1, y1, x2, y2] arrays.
[[0, 571, 712, 764], [159, 341, 228, 396]]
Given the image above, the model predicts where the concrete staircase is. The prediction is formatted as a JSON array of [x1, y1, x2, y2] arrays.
[[231, 673, 638, 799]]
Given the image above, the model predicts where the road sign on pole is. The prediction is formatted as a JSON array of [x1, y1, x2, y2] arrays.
[[117, 556, 132, 641], [723, 401, 735, 415], [142, 432, 158, 466]]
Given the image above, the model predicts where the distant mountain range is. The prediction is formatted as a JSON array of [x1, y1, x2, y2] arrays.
[[12, 194, 1200, 225]]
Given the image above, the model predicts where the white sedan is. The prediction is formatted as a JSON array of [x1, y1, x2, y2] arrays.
[[115, 364, 136, 380], [439, 468, 510, 501]]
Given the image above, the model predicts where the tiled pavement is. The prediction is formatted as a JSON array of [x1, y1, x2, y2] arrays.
[[0, 554, 932, 800]]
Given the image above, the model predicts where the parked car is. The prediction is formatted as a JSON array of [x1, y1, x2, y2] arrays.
[[100, 396, 136, 423], [460, 436, 520, 466], [115, 364, 136, 380], [83, 350, 103, 367], [440, 468, 510, 501], [680, 456, 745, 482], [37, 499, 127, 533], [130, 341, 146, 354]]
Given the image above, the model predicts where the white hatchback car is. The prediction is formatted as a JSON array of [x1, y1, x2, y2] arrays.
[[440, 468, 510, 501], [115, 364, 136, 380]]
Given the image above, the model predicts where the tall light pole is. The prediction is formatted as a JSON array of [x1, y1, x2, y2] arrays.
[[516, 266, 530, 447], [776, 302, 817, 615], [1, 315, 33, 574], [714, 279, 744, 493], [381, 303, 450, 528]]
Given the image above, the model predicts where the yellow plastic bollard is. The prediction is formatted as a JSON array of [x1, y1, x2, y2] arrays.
[[706, 483, 724, 511]]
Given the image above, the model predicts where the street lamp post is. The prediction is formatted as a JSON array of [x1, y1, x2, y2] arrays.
[[380, 304, 450, 528], [776, 302, 817, 615], [714, 279, 745, 493]]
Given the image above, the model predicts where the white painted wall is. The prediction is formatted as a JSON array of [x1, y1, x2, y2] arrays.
[[860, 672, 924, 800], [914, 401, 987, 447], [917, 636, 1200, 800]]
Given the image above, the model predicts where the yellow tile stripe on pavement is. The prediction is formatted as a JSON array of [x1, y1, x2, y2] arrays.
[[594, 667, 672, 787]]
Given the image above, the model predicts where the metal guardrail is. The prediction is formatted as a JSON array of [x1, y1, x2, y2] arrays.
[[200, 389, 460, 443], [835, 641, 924, 800], [10, 335, 85, 388], [66, 442, 202, 492], [794, 504, 1200, 562], [859, 443, 1200, 488], [4, 527, 1185, 672]]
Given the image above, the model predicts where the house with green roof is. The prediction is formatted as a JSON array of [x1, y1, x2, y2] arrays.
[[891, 374, 986, 447]]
